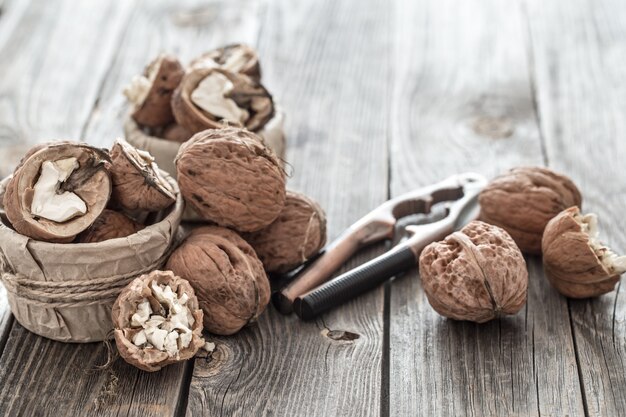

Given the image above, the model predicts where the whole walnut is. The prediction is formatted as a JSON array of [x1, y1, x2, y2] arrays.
[[112, 270, 205, 372], [419, 221, 528, 323], [165, 226, 270, 335], [244, 191, 327, 274], [76, 209, 142, 243], [479, 166, 582, 254], [175, 127, 286, 232], [542, 207, 626, 298]]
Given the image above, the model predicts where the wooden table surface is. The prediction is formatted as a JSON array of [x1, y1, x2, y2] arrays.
[[0, 0, 625, 416]]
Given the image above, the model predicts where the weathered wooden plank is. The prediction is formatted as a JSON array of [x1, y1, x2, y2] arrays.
[[387, 0, 585, 416], [186, 0, 391, 415], [525, 0, 626, 415]]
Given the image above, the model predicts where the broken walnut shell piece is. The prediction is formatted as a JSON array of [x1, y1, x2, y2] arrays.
[[244, 191, 327, 274], [172, 67, 275, 135], [165, 226, 271, 335], [419, 220, 528, 323], [190, 43, 261, 81], [76, 209, 142, 243], [162, 123, 193, 143], [542, 207, 626, 298], [112, 270, 204, 372], [3, 142, 111, 243], [110, 138, 176, 211], [175, 127, 286, 232], [479, 166, 582, 254], [123, 54, 184, 128]]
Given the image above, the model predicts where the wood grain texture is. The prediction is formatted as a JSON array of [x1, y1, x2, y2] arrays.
[[387, 0, 584, 416], [186, 0, 391, 415], [526, 0, 626, 414]]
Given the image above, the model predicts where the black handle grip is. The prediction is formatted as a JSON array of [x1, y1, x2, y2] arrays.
[[293, 246, 417, 320]]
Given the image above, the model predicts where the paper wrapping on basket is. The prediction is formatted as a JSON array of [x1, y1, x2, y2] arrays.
[[0, 173, 184, 343]]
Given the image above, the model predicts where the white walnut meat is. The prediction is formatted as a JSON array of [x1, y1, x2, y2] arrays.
[[175, 127, 286, 232], [112, 270, 204, 372], [479, 166, 582, 254], [542, 207, 626, 298], [123, 54, 184, 127], [419, 221, 528, 323], [3, 142, 111, 242], [244, 191, 327, 274], [190, 44, 261, 81], [110, 138, 176, 211], [171, 67, 274, 135], [75, 209, 142, 243], [165, 226, 271, 335]]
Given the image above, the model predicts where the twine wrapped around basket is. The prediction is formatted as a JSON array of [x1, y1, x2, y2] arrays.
[[0, 172, 184, 343]]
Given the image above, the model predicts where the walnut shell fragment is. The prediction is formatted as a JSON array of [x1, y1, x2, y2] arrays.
[[76, 209, 142, 243], [172, 67, 275, 135], [419, 221, 528, 323], [542, 207, 626, 298], [112, 270, 204, 372], [163, 123, 193, 143], [244, 191, 327, 273], [190, 44, 261, 81], [110, 138, 176, 211], [175, 127, 286, 232], [3, 142, 112, 242], [479, 166, 582, 254], [165, 226, 271, 335], [123, 54, 184, 127]]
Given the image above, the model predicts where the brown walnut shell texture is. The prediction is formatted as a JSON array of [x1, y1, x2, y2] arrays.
[[3, 142, 112, 243], [479, 166, 582, 254], [131, 54, 184, 127], [190, 43, 261, 81], [112, 270, 204, 372], [175, 127, 286, 232], [542, 207, 622, 298], [171, 67, 275, 135], [165, 226, 271, 335], [419, 220, 528, 323], [76, 209, 142, 243], [163, 123, 193, 143], [244, 191, 327, 274], [110, 138, 176, 211]]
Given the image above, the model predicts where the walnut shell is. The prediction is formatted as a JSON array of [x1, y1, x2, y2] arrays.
[[419, 220, 528, 323], [110, 138, 176, 211], [542, 207, 626, 298], [190, 44, 261, 81], [112, 270, 204, 372], [165, 226, 271, 335], [175, 127, 286, 232], [75, 209, 142, 243], [479, 167, 582, 254], [244, 191, 327, 273], [171, 67, 274, 135], [3, 142, 112, 242], [125, 54, 184, 127], [163, 123, 193, 143]]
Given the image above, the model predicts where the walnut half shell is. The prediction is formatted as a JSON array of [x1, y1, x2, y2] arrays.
[[112, 270, 204, 372], [542, 207, 626, 298], [419, 220, 528, 323], [75, 209, 142, 243], [190, 44, 261, 81]]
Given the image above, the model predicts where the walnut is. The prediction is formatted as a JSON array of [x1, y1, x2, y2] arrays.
[[479, 167, 582, 254], [123, 54, 184, 127], [3, 142, 111, 242], [109, 138, 176, 211], [162, 123, 193, 143], [165, 226, 270, 335], [175, 127, 286, 232], [75, 209, 142, 243], [419, 221, 528, 323], [190, 44, 261, 81], [542, 207, 626, 298], [171, 67, 274, 135], [112, 270, 204, 372], [244, 191, 327, 273]]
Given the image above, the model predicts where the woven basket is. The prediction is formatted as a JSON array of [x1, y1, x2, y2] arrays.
[[0, 172, 184, 343]]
